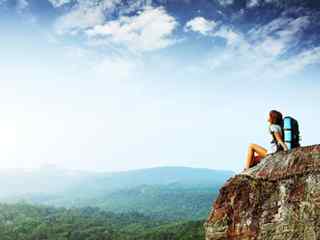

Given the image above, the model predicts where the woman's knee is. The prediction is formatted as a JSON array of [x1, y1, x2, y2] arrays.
[[248, 143, 256, 149]]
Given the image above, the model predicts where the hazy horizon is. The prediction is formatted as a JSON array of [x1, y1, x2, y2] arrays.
[[0, 163, 235, 174], [1, 0, 319, 173]]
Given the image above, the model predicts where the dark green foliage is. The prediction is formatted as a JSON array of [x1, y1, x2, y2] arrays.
[[0, 167, 231, 222], [67, 184, 218, 221], [6, 184, 219, 221], [0, 167, 226, 239], [0, 203, 205, 240], [132, 220, 205, 240]]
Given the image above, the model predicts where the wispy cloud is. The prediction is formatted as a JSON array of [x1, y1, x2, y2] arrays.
[[247, 0, 259, 8], [86, 6, 178, 52], [52, 45, 145, 87], [0, 0, 29, 13], [184, 17, 240, 45], [198, 14, 318, 80], [217, 0, 234, 7], [271, 47, 320, 78], [214, 27, 240, 45], [184, 17, 218, 35], [54, 0, 121, 35], [16, 0, 28, 13], [48, 0, 72, 8], [248, 16, 310, 56]]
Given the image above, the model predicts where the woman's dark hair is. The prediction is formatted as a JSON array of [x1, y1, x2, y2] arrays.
[[269, 110, 283, 127]]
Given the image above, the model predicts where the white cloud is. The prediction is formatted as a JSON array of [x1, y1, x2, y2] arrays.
[[254, 37, 285, 57], [13, 0, 38, 23], [249, 16, 310, 57], [214, 27, 240, 45], [16, 0, 28, 12], [184, 17, 218, 35], [184, 17, 240, 46], [117, 0, 153, 15], [217, 0, 234, 6], [61, 44, 144, 82], [247, 0, 259, 8], [271, 47, 320, 78], [249, 16, 309, 41], [48, 0, 72, 8], [86, 6, 178, 52], [203, 15, 316, 80], [54, 0, 121, 35]]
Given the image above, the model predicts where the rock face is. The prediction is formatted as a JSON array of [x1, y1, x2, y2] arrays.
[[204, 144, 320, 240]]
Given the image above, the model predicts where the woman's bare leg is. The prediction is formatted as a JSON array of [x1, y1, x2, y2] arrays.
[[245, 143, 268, 169]]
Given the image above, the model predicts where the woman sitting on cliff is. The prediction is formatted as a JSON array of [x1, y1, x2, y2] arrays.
[[244, 110, 289, 170]]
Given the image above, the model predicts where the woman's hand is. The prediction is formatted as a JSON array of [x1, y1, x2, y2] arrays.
[[281, 142, 289, 151], [274, 132, 289, 151]]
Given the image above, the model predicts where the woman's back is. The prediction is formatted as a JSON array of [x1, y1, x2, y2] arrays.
[[269, 123, 284, 153]]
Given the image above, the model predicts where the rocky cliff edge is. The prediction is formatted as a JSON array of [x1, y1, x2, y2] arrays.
[[204, 144, 320, 240]]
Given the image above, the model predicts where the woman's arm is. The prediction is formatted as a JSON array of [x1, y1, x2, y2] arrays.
[[274, 132, 289, 151]]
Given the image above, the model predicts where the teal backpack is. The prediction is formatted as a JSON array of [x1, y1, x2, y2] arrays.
[[283, 116, 300, 150]]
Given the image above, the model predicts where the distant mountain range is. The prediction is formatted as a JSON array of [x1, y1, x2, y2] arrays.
[[0, 166, 234, 196], [0, 166, 234, 220]]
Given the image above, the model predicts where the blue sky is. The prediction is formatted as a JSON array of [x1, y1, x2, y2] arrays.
[[0, 0, 319, 172]]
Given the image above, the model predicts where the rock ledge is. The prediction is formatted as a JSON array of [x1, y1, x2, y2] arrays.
[[204, 144, 320, 240]]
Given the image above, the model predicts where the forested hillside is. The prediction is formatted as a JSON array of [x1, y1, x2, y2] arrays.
[[0, 203, 204, 240], [0, 167, 231, 239], [1, 167, 232, 221], [9, 184, 217, 221]]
